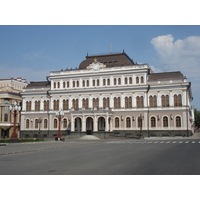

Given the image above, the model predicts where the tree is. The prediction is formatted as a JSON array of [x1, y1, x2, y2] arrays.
[[194, 109, 200, 129]]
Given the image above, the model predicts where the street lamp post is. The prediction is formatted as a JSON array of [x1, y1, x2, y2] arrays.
[[138, 114, 143, 138], [55, 109, 64, 140], [38, 118, 42, 138], [9, 101, 21, 142]]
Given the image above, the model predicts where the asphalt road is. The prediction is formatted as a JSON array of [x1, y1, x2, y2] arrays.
[[0, 139, 200, 175]]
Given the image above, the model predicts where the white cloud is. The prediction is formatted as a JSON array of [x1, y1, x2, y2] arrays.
[[151, 34, 200, 109], [22, 50, 44, 61], [151, 34, 200, 81]]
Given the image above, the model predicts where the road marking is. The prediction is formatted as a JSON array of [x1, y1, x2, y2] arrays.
[[172, 141, 177, 143], [192, 141, 195, 143], [166, 141, 170, 143], [179, 141, 183, 143], [185, 141, 189, 143]]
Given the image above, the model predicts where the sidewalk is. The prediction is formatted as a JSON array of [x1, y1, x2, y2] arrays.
[[144, 132, 200, 140]]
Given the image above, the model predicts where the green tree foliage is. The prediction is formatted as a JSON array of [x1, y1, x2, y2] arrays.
[[194, 109, 200, 128]]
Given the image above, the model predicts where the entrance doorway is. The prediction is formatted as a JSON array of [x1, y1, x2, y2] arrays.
[[98, 117, 105, 131], [1, 128, 9, 139], [75, 117, 82, 131], [86, 117, 93, 135]]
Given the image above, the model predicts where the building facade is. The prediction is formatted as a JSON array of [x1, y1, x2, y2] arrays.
[[0, 78, 28, 139], [20, 52, 194, 138]]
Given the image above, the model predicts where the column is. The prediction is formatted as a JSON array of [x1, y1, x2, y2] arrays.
[[132, 92, 136, 108], [50, 97, 53, 110], [143, 91, 147, 107], [78, 96, 82, 109], [110, 93, 113, 108], [71, 116, 75, 131], [94, 116, 98, 132], [121, 93, 124, 108], [121, 75, 125, 86], [59, 97, 63, 110], [105, 116, 109, 131], [110, 76, 114, 86], [22, 98, 26, 111], [157, 91, 161, 107], [110, 117, 113, 131], [31, 98, 35, 111], [182, 89, 187, 106], [82, 116, 86, 132], [89, 95, 92, 108], [60, 80, 63, 89], [169, 90, 173, 107], [69, 95, 72, 109], [99, 94, 103, 108], [40, 98, 44, 111]]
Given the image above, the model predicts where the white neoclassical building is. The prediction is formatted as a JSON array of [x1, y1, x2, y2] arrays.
[[20, 52, 194, 138]]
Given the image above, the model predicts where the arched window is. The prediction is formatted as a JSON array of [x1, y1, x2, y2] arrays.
[[115, 117, 119, 128], [35, 119, 39, 129], [118, 78, 121, 85], [114, 97, 121, 108], [97, 79, 100, 86], [136, 96, 144, 108], [149, 95, 157, 107], [87, 80, 89, 87], [125, 97, 132, 108], [129, 77, 132, 84], [26, 119, 30, 129], [26, 101, 31, 111], [54, 119, 57, 128], [103, 97, 110, 109], [174, 94, 182, 107], [57, 82, 60, 88], [63, 82, 66, 88], [63, 99, 69, 110], [76, 81, 79, 87], [114, 78, 117, 85], [73, 99, 79, 109], [73, 81, 75, 87], [126, 117, 131, 128], [67, 81, 69, 88], [54, 82, 56, 89], [125, 77, 128, 84], [82, 98, 89, 109], [163, 116, 168, 127], [107, 79, 110, 85], [176, 116, 181, 127], [93, 80, 95, 86], [141, 76, 144, 83], [151, 117, 156, 127], [162, 95, 169, 107], [44, 119, 48, 129], [103, 79, 106, 86], [63, 118, 67, 128], [44, 100, 49, 111], [82, 80, 85, 87], [35, 101, 40, 111], [53, 100, 59, 110], [136, 77, 139, 84], [93, 98, 99, 109]]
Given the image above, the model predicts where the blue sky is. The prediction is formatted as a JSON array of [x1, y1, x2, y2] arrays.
[[0, 25, 200, 109]]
